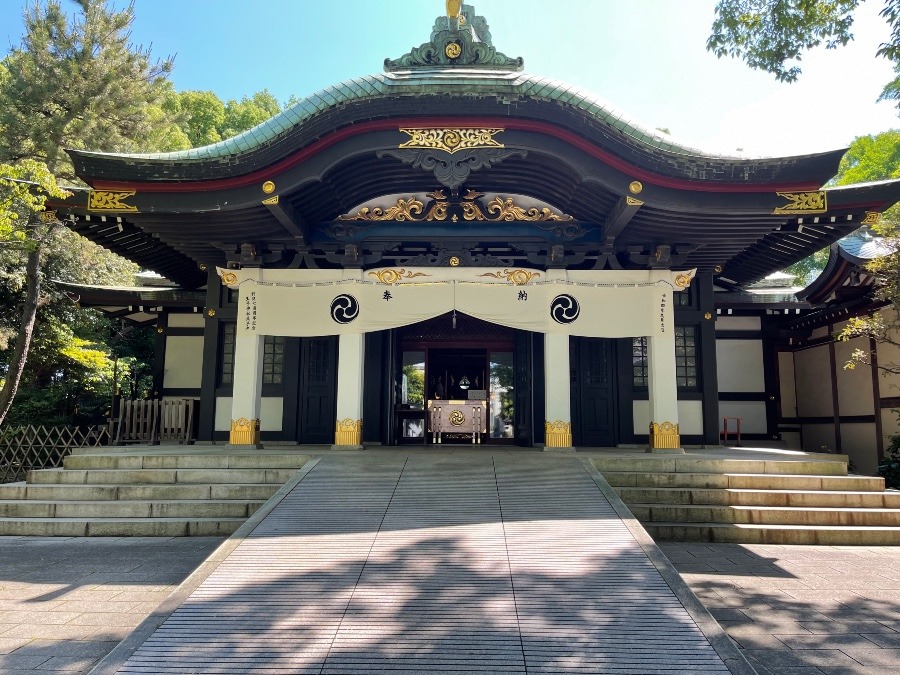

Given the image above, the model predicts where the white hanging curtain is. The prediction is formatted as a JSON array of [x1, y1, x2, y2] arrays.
[[230, 268, 690, 339]]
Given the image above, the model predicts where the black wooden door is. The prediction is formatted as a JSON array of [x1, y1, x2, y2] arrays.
[[514, 331, 533, 446], [298, 336, 337, 444], [570, 337, 617, 447]]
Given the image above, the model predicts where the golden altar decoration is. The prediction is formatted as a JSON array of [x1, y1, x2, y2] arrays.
[[428, 399, 487, 444]]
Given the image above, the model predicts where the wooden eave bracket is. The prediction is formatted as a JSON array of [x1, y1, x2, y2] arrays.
[[264, 198, 310, 246], [603, 195, 643, 246]]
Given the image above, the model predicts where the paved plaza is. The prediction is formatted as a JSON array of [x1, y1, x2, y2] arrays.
[[0, 451, 896, 673]]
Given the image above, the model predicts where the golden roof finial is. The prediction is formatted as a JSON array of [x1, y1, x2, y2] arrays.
[[446, 0, 462, 19]]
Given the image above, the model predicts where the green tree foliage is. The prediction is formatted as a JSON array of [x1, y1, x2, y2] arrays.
[[166, 88, 283, 148], [0, 0, 181, 426], [221, 90, 281, 140], [708, 0, 900, 109], [0, 161, 69, 424], [832, 131, 900, 373], [0, 0, 177, 180], [783, 130, 900, 284]]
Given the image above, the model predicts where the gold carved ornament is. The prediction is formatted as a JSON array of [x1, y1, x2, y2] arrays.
[[649, 421, 680, 450], [673, 269, 696, 289], [336, 418, 362, 432], [88, 190, 138, 212], [449, 256, 460, 267], [772, 191, 828, 215], [230, 417, 260, 445], [261, 180, 276, 194], [478, 269, 541, 285], [338, 193, 449, 223], [545, 421, 572, 448], [339, 191, 572, 224], [463, 196, 574, 223], [368, 269, 431, 285], [449, 410, 466, 426], [629, 181, 643, 194], [39, 210, 58, 223], [334, 418, 363, 445], [862, 211, 882, 225], [219, 271, 239, 286], [398, 128, 504, 155], [445, 42, 462, 58]]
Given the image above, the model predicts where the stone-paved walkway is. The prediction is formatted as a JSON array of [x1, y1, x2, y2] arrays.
[[660, 543, 900, 675], [100, 452, 738, 674], [0, 537, 222, 674]]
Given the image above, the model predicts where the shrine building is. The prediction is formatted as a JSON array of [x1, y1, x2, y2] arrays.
[[50, 4, 900, 467]]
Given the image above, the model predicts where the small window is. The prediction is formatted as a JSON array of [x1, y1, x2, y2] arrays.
[[632, 325, 699, 390], [262, 335, 285, 385], [219, 323, 236, 386]]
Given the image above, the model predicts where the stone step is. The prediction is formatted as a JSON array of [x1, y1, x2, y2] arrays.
[[615, 487, 900, 508], [63, 452, 312, 470], [645, 522, 900, 545], [591, 455, 848, 476], [0, 483, 281, 501], [629, 504, 900, 527], [27, 467, 298, 485], [601, 471, 885, 491], [0, 517, 245, 537], [0, 499, 266, 519]]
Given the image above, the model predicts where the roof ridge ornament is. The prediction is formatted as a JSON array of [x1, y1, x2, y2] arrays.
[[385, 3, 523, 72]]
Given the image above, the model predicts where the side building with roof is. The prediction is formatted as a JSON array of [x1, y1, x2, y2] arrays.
[[47, 4, 900, 469]]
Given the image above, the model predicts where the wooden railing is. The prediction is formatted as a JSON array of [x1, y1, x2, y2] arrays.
[[113, 399, 196, 446], [0, 425, 110, 483]]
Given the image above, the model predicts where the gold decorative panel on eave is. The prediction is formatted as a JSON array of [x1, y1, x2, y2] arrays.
[[398, 128, 504, 154], [772, 191, 827, 215], [88, 190, 138, 213]]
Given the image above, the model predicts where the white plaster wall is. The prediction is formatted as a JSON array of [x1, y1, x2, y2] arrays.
[[716, 339, 765, 392], [834, 337, 875, 417], [718, 400, 768, 434], [715, 316, 760, 331], [801, 423, 837, 454], [876, 308, 900, 398], [163, 336, 203, 389], [215, 396, 284, 432], [632, 400, 703, 436], [794, 346, 833, 417], [167, 314, 205, 328], [840, 423, 879, 475], [778, 351, 798, 418]]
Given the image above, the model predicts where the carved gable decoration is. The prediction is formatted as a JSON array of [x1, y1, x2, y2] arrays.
[[385, 4, 523, 72]]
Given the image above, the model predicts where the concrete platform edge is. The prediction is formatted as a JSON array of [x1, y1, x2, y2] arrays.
[[86, 455, 322, 675], [577, 456, 758, 675]]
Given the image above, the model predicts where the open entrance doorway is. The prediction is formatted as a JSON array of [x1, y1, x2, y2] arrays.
[[395, 313, 519, 445]]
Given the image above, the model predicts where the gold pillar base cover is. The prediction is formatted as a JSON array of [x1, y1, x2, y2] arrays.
[[545, 420, 572, 448], [649, 421, 680, 450], [335, 418, 363, 446], [230, 418, 260, 445]]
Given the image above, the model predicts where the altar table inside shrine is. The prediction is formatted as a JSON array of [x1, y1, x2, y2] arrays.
[[427, 399, 487, 444]]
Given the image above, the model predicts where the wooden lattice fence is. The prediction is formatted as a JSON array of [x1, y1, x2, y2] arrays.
[[0, 425, 109, 483]]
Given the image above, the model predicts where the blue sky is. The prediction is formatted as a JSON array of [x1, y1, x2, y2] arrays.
[[1, 0, 897, 156]]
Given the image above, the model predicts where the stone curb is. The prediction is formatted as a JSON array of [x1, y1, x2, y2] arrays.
[[87, 456, 322, 675], [578, 456, 759, 675]]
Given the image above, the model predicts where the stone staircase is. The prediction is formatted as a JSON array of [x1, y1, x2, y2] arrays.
[[0, 448, 312, 536], [591, 454, 900, 545]]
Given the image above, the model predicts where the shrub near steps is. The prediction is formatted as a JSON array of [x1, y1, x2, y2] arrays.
[[0, 450, 312, 537], [590, 454, 900, 545]]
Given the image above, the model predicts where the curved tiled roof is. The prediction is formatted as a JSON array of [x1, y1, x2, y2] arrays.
[[69, 70, 741, 165]]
